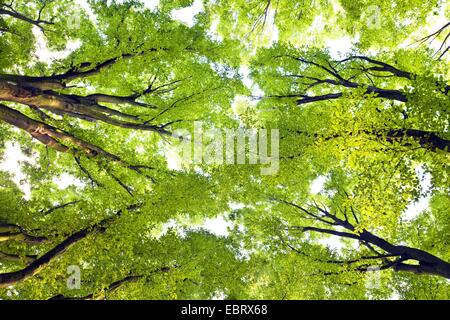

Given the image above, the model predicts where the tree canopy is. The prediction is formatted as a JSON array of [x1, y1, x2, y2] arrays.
[[0, 0, 449, 300]]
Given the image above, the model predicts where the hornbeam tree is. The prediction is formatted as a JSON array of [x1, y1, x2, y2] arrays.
[[1, 0, 449, 300], [0, 169, 245, 299], [0, 0, 244, 300], [212, 31, 450, 298], [0, 203, 141, 288]]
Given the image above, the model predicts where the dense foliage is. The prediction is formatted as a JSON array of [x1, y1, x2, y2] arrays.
[[0, 0, 449, 300]]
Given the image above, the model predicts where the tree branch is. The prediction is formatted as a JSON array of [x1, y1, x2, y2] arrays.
[[284, 201, 450, 279], [41, 200, 81, 216], [0, 5, 53, 30], [0, 204, 140, 288], [48, 266, 171, 300]]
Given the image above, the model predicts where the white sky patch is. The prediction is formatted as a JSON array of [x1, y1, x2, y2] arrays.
[[140, 0, 160, 11], [150, 214, 233, 239], [403, 166, 432, 221], [208, 18, 223, 42], [202, 215, 232, 237], [239, 65, 254, 89], [269, 23, 279, 45], [171, 0, 204, 28], [310, 175, 327, 195], [32, 27, 81, 65], [317, 228, 361, 254], [75, 0, 98, 24], [210, 290, 226, 300], [238, 65, 264, 97], [150, 218, 179, 239], [109, 0, 159, 11], [164, 144, 184, 171], [0, 142, 35, 200], [317, 236, 345, 253], [326, 35, 357, 59], [52, 173, 85, 190], [310, 14, 325, 36], [1, 144, 84, 199], [390, 291, 400, 300], [229, 202, 245, 211]]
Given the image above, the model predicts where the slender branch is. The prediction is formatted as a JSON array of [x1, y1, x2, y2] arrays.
[[290, 127, 450, 153], [335, 56, 414, 79], [288, 225, 361, 240], [415, 21, 450, 60], [0, 231, 49, 244], [273, 53, 449, 106], [48, 266, 171, 300], [41, 201, 81, 216], [0, 221, 49, 244], [74, 155, 102, 187], [0, 6, 53, 30], [0, 251, 36, 264]]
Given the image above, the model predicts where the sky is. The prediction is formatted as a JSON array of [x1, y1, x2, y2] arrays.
[[0, 142, 34, 199]]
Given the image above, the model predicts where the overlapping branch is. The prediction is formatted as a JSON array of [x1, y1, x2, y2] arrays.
[[0, 50, 194, 175], [0, 204, 141, 288], [0, 0, 54, 31], [48, 266, 172, 300], [416, 21, 450, 60], [279, 199, 450, 279], [272, 54, 449, 105], [0, 221, 49, 244], [285, 127, 450, 153]]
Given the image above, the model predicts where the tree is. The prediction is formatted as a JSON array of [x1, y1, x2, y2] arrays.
[[0, 0, 244, 299], [1, 0, 449, 300]]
